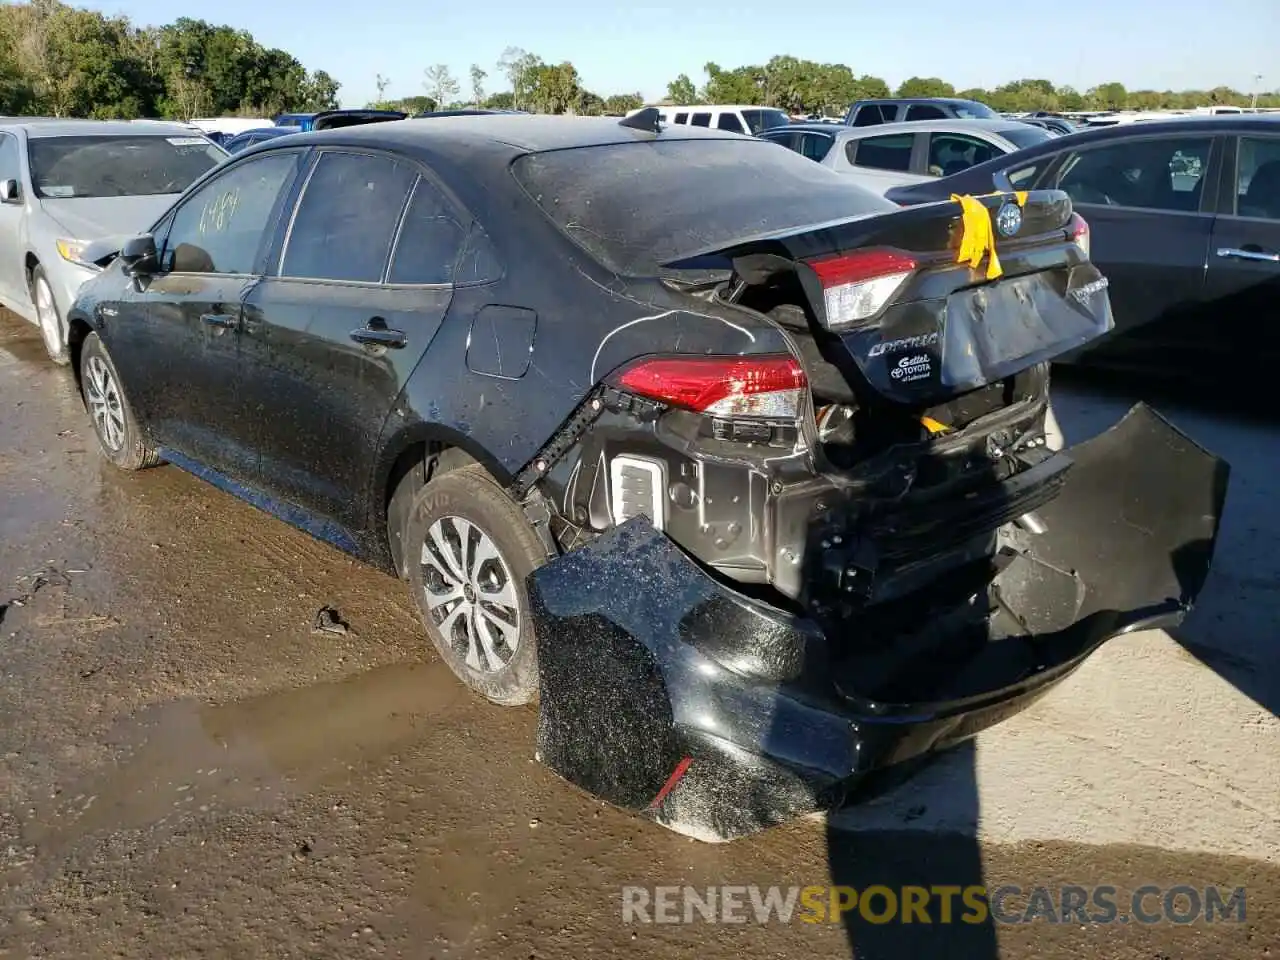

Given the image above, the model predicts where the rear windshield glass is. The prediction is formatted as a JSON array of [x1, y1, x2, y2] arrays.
[[511, 138, 893, 276], [952, 101, 1000, 120], [741, 108, 791, 133], [28, 135, 225, 199], [1000, 125, 1054, 150]]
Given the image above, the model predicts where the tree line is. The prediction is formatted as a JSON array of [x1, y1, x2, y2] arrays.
[[0, 0, 339, 118], [2, 2, 1275, 122], [659, 59, 1280, 117], [390, 55, 1279, 119], [369, 48, 645, 117]]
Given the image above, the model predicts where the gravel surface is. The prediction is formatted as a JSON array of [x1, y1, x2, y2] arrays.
[[1, 312, 1275, 959]]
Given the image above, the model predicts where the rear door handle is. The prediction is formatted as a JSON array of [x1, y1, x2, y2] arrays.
[[1216, 246, 1280, 263], [349, 319, 406, 349], [200, 312, 239, 328]]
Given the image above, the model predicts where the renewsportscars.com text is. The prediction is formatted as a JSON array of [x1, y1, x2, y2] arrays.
[[621, 884, 1247, 926]]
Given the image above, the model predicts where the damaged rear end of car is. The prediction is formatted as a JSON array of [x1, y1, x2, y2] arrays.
[[515, 150, 1229, 841]]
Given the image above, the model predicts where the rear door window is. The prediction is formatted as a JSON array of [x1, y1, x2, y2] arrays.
[[1234, 136, 1280, 219], [927, 133, 999, 177], [905, 103, 949, 121], [280, 152, 417, 282], [762, 130, 799, 153], [850, 132, 915, 172], [799, 133, 834, 162], [1056, 136, 1213, 212], [387, 178, 470, 284], [673, 112, 689, 124], [852, 104, 890, 127], [740, 109, 791, 134], [717, 113, 745, 133], [690, 113, 712, 127]]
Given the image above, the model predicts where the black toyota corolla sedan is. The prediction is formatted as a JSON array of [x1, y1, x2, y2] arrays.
[[66, 113, 1228, 841]]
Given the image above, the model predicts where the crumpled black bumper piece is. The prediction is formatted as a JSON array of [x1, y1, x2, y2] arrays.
[[527, 403, 1229, 842]]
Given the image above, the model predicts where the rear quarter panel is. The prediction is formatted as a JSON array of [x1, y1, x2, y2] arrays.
[[379, 178, 791, 490]]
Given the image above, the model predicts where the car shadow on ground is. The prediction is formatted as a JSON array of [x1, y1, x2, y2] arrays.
[[813, 367, 1269, 958], [826, 743, 998, 956]]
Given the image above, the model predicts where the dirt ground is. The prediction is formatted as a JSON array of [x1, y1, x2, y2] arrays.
[[1, 309, 1277, 959]]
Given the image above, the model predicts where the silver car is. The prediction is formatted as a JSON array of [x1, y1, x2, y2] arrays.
[[0, 119, 227, 363], [760, 118, 1054, 196]]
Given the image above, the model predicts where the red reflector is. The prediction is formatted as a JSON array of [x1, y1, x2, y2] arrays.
[[615, 355, 807, 414], [649, 756, 693, 809], [808, 249, 918, 288], [1068, 212, 1089, 238]]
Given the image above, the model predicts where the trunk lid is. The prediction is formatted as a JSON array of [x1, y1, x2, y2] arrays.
[[666, 190, 1113, 408]]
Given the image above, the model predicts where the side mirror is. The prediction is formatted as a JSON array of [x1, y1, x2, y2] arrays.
[[0, 179, 19, 203], [119, 233, 158, 276]]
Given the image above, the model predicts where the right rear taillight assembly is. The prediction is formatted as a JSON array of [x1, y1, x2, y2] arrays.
[[612, 354, 807, 420], [1068, 213, 1090, 260], [805, 248, 918, 330]]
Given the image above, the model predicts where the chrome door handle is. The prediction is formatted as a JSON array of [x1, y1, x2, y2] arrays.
[[1216, 247, 1280, 263], [349, 326, 406, 349]]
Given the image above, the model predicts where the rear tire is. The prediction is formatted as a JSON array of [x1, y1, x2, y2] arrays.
[[31, 265, 69, 365], [403, 464, 545, 705], [79, 332, 162, 471]]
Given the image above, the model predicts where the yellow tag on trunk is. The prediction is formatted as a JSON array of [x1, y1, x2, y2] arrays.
[[949, 191, 1028, 281]]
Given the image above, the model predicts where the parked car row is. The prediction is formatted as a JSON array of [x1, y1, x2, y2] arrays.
[[0, 109, 1227, 843], [885, 113, 1280, 376], [759, 117, 1054, 194]]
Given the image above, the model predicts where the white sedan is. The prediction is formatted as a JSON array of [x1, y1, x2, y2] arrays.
[[759, 117, 1054, 196]]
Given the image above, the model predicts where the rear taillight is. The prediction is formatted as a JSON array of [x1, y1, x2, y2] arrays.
[[1068, 213, 1090, 259], [807, 249, 918, 330], [614, 354, 807, 419]]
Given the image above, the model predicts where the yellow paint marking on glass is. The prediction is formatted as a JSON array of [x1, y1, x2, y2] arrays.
[[949, 191, 1028, 281]]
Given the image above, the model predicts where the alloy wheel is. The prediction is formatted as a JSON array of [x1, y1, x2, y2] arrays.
[[420, 515, 521, 673], [34, 276, 61, 358], [85, 355, 126, 451]]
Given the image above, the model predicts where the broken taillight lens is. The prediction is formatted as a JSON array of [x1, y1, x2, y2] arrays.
[[807, 248, 918, 330], [614, 354, 807, 419], [1068, 213, 1090, 260]]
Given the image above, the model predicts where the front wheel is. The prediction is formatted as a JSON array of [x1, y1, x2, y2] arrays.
[[79, 332, 162, 471], [31, 265, 69, 365], [403, 464, 546, 705]]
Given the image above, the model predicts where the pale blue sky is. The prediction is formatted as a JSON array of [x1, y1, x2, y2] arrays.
[[85, 0, 1277, 108]]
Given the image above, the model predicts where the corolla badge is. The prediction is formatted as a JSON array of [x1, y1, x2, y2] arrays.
[[995, 201, 1022, 237]]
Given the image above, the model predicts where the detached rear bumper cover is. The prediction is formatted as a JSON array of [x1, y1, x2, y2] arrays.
[[528, 403, 1229, 842]]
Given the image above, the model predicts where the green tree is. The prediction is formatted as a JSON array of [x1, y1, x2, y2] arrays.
[[1088, 81, 1128, 110], [852, 74, 891, 100], [895, 76, 954, 99], [469, 64, 486, 108], [529, 61, 581, 114], [497, 45, 541, 111], [701, 61, 760, 104], [666, 72, 697, 103], [301, 70, 340, 111], [423, 64, 459, 109], [575, 89, 605, 115], [603, 92, 643, 114]]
